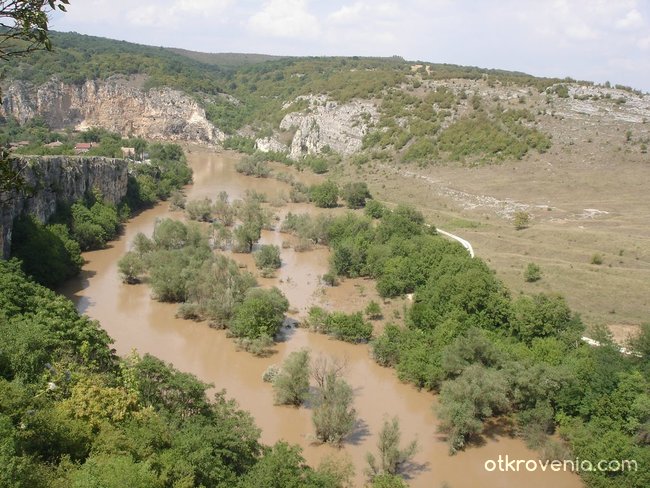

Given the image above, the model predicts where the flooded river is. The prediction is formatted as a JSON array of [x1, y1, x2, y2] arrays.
[[60, 146, 583, 488]]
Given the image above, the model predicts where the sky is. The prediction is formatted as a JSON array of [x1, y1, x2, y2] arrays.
[[49, 0, 650, 92]]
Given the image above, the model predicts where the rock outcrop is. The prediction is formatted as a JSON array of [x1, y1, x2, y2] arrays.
[[1, 76, 225, 143], [279, 95, 378, 160], [0, 155, 128, 258], [255, 136, 288, 153]]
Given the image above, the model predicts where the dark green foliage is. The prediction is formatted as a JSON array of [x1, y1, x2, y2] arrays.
[[231, 287, 289, 339], [510, 293, 583, 344], [237, 442, 339, 488], [223, 136, 257, 154], [70, 199, 120, 251], [340, 182, 371, 209], [10, 216, 83, 288], [365, 199, 388, 219], [410, 257, 511, 331], [0, 260, 338, 487], [325, 312, 373, 343], [310, 181, 339, 208], [307, 307, 372, 343], [365, 300, 382, 320]]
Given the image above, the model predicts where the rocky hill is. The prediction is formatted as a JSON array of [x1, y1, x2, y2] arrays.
[[0, 155, 128, 257], [2, 76, 225, 143]]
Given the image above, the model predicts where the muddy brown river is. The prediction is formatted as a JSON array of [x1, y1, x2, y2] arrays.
[[60, 146, 583, 487]]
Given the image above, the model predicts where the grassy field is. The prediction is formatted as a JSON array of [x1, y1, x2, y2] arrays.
[[337, 82, 650, 337]]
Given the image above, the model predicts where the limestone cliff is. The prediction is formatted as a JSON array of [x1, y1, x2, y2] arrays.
[[1, 76, 225, 143], [0, 155, 128, 258], [278, 95, 378, 160]]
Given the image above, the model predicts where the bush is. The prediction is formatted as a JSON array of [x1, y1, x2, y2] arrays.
[[309, 181, 339, 208], [235, 155, 271, 177], [230, 287, 289, 340], [524, 262, 542, 282], [185, 198, 213, 222], [365, 200, 388, 219], [326, 312, 373, 343], [273, 349, 311, 406], [10, 216, 83, 288], [513, 211, 530, 230], [365, 300, 383, 320], [591, 253, 603, 265], [341, 182, 371, 209], [253, 244, 282, 269]]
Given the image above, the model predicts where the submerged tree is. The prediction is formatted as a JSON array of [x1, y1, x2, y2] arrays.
[[366, 417, 418, 480], [273, 349, 311, 406]]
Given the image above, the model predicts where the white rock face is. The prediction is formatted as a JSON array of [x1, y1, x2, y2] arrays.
[[279, 95, 378, 160], [1, 76, 225, 143], [255, 136, 287, 153]]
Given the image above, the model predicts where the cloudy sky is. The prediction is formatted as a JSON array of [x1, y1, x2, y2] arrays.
[[50, 0, 650, 92]]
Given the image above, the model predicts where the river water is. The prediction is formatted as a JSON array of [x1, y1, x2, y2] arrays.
[[60, 146, 583, 488]]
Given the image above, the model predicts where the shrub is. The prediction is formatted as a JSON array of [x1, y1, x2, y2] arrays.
[[309, 181, 339, 208], [524, 262, 542, 282], [253, 244, 282, 269], [513, 211, 530, 230], [365, 199, 388, 219], [185, 198, 213, 222], [591, 253, 603, 265], [273, 349, 311, 406], [328, 312, 373, 343], [230, 287, 289, 340], [365, 300, 383, 320], [341, 182, 371, 209]]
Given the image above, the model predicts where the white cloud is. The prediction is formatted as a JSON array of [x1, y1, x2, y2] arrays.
[[328, 2, 399, 24], [616, 9, 644, 30], [249, 0, 321, 39]]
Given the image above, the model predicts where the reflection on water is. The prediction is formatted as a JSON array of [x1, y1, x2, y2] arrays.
[[59, 146, 583, 488]]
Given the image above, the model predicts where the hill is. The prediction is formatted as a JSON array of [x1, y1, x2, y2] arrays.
[[1, 30, 649, 329]]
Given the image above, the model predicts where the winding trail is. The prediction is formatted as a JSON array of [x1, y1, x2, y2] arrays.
[[436, 227, 475, 258]]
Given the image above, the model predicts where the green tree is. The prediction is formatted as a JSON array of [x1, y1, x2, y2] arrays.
[[310, 181, 339, 208], [437, 364, 511, 453], [230, 287, 289, 339], [366, 417, 418, 479], [273, 349, 311, 406], [341, 182, 371, 209], [312, 358, 357, 446], [117, 251, 145, 284]]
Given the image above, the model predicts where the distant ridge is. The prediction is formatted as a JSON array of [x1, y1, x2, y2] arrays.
[[167, 48, 287, 67]]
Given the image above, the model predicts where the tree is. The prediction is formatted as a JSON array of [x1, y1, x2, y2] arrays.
[[230, 287, 289, 339], [310, 181, 339, 208], [254, 244, 281, 269], [366, 417, 418, 479], [117, 251, 146, 284], [0, 1, 70, 61], [273, 349, 311, 406], [311, 357, 357, 445], [341, 182, 371, 209], [437, 364, 510, 453]]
